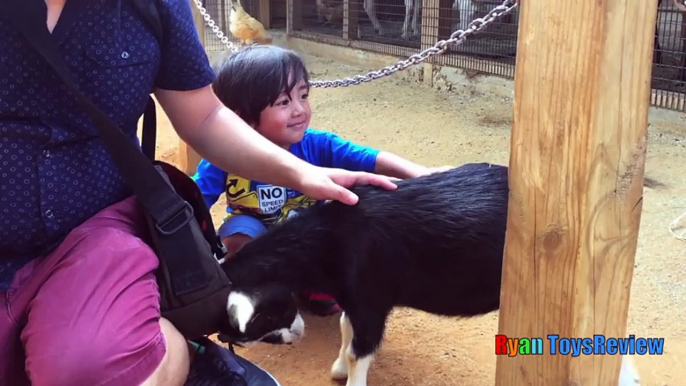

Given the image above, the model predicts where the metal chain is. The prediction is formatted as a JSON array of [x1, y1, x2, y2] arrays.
[[192, 0, 241, 53], [192, 0, 519, 88]]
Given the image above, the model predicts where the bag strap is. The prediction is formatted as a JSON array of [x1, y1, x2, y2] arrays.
[[2, 0, 196, 236], [141, 97, 158, 161]]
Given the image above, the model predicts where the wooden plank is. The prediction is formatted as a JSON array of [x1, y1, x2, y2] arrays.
[[495, 0, 658, 385]]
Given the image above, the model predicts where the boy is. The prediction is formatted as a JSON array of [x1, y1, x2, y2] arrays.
[[193, 46, 448, 315]]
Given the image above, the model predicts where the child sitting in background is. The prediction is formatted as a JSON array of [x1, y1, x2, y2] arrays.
[[193, 45, 449, 316]]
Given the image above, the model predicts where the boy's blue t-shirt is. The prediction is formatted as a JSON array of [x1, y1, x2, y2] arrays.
[[192, 128, 380, 226]]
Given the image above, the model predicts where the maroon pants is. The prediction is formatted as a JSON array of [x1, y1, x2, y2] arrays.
[[0, 196, 166, 386]]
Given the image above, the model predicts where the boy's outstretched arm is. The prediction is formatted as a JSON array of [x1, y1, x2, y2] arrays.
[[374, 151, 453, 179], [313, 129, 451, 180]]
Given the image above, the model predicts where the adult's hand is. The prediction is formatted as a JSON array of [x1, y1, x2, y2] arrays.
[[296, 165, 398, 205]]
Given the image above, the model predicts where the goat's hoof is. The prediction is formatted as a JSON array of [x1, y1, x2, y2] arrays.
[[330, 358, 348, 380]]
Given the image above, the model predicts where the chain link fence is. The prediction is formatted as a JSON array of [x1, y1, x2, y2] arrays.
[[199, 0, 686, 111]]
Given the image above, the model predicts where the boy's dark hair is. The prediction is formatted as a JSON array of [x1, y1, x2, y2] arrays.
[[212, 46, 310, 126]]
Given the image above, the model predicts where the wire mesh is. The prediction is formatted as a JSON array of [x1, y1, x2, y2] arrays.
[[424, 0, 517, 78], [198, 0, 686, 112], [653, 0, 686, 111]]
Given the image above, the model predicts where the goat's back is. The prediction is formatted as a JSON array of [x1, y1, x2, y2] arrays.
[[326, 162, 509, 316]]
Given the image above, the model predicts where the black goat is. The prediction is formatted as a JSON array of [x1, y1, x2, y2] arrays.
[[217, 162, 641, 386]]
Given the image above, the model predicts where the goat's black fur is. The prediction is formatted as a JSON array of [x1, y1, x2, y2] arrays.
[[221, 162, 509, 358]]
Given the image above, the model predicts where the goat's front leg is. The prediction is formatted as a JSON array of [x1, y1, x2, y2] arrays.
[[337, 309, 390, 386], [345, 347, 374, 386], [364, 0, 384, 35], [331, 312, 354, 379], [618, 355, 641, 386]]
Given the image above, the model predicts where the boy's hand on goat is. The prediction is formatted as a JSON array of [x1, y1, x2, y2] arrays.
[[297, 165, 398, 205]]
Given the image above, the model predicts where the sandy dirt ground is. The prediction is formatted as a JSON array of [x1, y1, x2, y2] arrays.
[[151, 53, 686, 386]]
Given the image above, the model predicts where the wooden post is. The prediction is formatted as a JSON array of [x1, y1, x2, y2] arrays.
[[343, 0, 359, 40], [178, 0, 206, 175], [287, 0, 302, 34], [420, 0, 440, 87], [437, 0, 452, 42], [421, 0, 452, 49], [495, 0, 658, 385], [420, 0, 451, 85], [219, 1, 227, 37], [420, 0, 440, 51], [257, 0, 271, 29]]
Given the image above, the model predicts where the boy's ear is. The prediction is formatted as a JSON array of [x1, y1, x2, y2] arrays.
[[234, 109, 257, 128], [234, 110, 250, 126]]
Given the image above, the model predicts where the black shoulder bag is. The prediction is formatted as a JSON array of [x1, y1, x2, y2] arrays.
[[1, 0, 232, 340]]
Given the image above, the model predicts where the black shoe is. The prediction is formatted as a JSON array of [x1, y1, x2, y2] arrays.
[[185, 337, 281, 386]]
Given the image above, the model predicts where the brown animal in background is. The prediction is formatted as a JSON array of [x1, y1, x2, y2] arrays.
[[229, 0, 272, 45], [316, 0, 344, 26]]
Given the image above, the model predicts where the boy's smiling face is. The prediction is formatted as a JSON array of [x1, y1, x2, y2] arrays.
[[255, 79, 311, 149]]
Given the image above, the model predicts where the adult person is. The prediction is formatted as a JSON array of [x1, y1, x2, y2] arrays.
[[0, 1, 396, 385]]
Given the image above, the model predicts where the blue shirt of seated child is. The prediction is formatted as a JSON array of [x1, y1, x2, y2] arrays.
[[193, 128, 380, 239]]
